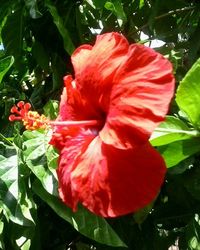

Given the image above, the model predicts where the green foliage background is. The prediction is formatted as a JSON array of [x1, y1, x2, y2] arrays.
[[1, 0, 200, 249]]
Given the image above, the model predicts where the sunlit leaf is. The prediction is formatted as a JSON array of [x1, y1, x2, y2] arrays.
[[158, 138, 200, 168], [22, 130, 58, 196], [0, 142, 34, 226], [150, 116, 198, 146], [104, 0, 127, 26], [139, 0, 145, 9], [43, 99, 59, 120], [176, 58, 200, 127]]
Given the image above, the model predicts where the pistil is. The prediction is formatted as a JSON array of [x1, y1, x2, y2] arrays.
[[50, 120, 101, 127], [9, 101, 101, 131]]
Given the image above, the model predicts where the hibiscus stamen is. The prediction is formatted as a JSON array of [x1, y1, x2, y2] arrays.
[[9, 101, 49, 130], [9, 102, 101, 130], [49, 120, 101, 127]]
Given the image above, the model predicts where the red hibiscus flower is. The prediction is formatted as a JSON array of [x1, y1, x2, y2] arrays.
[[49, 32, 175, 217], [9, 32, 175, 217]]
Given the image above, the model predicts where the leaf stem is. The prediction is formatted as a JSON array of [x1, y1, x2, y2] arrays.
[[154, 127, 200, 136]]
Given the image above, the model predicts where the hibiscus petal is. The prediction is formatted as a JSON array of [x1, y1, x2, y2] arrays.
[[100, 43, 175, 149], [71, 32, 129, 113], [58, 75, 101, 121], [57, 134, 166, 217], [56, 129, 96, 209]]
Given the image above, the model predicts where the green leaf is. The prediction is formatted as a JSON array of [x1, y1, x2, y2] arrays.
[[33, 180, 127, 248], [0, 220, 5, 249], [150, 116, 199, 146], [87, 0, 107, 8], [45, 0, 75, 55], [139, 0, 145, 9], [0, 142, 34, 226], [51, 53, 66, 90], [0, 56, 14, 85], [186, 215, 200, 250], [43, 99, 59, 120], [104, 0, 127, 26], [158, 138, 200, 168], [1, 7, 25, 70], [176, 58, 200, 127], [188, 19, 200, 66], [46, 144, 59, 170], [32, 41, 49, 70], [22, 130, 58, 196], [133, 202, 154, 225]]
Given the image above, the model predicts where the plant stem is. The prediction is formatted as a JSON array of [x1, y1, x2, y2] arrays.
[[129, 6, 195, 36]]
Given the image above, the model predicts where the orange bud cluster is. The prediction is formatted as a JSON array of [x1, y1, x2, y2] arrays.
[[9, 101, 49, 130]]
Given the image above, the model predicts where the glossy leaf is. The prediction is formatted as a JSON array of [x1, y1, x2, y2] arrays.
[[22, 130, 58, 196], [33, 180, 127, 247], [45, 0, 75, 55], [0, 56, 14, 85], [46, 144, 59, 170], [158, 138, 200, 168], [150, 116, 198, 146], [1, 8, 24, 70], [43, 100, 59, 120], [104, 0, 127, 25], [0, 142, 34, 226], [176, 58, 200, 127]]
